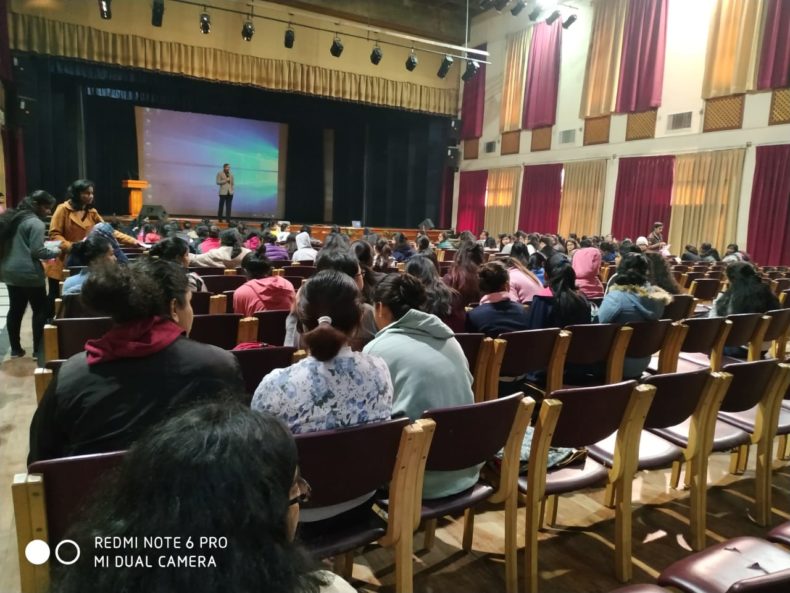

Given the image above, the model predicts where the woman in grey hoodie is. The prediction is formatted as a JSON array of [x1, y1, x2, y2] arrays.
[[0, 191, 61, 358]]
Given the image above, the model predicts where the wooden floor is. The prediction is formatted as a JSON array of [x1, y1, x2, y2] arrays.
[[1, 299, 788, 593]]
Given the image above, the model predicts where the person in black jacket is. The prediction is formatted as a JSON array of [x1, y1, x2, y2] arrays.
[[466, 260, 530, 337], [28, 258, 244, 464]]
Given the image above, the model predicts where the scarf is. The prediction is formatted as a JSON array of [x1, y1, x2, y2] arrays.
[[85, 317, 185, 365]]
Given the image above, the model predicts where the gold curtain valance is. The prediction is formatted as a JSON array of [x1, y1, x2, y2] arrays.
[[9, 12, 458, 116]]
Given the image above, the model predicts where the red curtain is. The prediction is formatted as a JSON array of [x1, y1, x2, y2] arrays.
[[438, 166, 455, 229], [615, 0, 668, 113], [456, 170, 488, 233], [747, 145, 790, 266], [2, 127, 27, 208], [757, 0, 790, 90], [610, 156, 674, 241], [460, 44, 487, 140], [521, 22, 562, 130], [518, 164, 563, 233]]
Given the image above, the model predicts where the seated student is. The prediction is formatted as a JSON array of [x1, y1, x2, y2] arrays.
[[600, 241, 617, 263], [681, 244, 702, 261], [443, 241, 484, 306], [415, 235, 438, 268], [352, 239, 386, 304], [406, 254, 465, 332], [142, 223, 162, 244], [243, 230, 261, 251], [189, 229, 251, 268], [276, 222, 290, 243], [373, 238, 394, 271], [28, 259, 244, 463], [527, 258, 592, 329], [262, 231, 290, 261], [54, 401, 355, 593], [234, 250, 295, 317], [252, 269, 393, 435], [61, 234, 116, 295], [700, 242, 721, 262], [364, 273, 479, 499], [502, 256, 542, 303], [571, 245, 605, 299], [82, 222, 129, 265], [149, 236, 207, 293], [292, 231, 318, 262], [435, 231, 453, 249], [466, 261, 530, 338], [198, 225, 221, 253], [645, 251, 682, 295], [391, 232, 415, 263], [597, 253, 672, 378]]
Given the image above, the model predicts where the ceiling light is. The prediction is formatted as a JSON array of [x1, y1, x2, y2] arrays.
[[284, 27, 295, 48], [405, 50, 418, 72], [562, 14, 578, 28], [462, 60, 480, 82], [199, 11, 211, 34], [370, 45, 383, 65], [151, 0, 164, 27], [330, 36, 344, 57], [241, 20, 255, 41], [546, 10, 561, 24], [98, 0, 111, 19], [510, 0, 527, 16], [437, 55, 454, 78]]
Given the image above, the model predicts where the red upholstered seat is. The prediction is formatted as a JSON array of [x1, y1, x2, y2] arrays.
[[768, 520, 790, 546], [230, 346, 297, 397], [202, 274, 246, 293], [254, 309, 290, 346]]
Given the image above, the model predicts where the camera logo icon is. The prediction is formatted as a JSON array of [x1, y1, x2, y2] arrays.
[[25, 539, 81, 565]]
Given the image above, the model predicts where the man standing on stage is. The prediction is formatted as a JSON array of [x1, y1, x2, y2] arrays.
[[646, 221, 666, 252], [216, 163, 234, 222]]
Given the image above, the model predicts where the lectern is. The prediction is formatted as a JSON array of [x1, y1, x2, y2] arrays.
[[121, 180, 149, 217]]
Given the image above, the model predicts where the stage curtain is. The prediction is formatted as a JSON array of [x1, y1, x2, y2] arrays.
[[439, 166, 455, 229], [557, 160, 607, 238], [518, 164, 563, 234], [8, 12, 457, 116], [500, 28, 531, 132], [1, 127, 26, 207], [457, 170, 488, 234], [522, 21, 562, 130], [0, 126, 6, 201], [460, 44, 487, 140], [611, 156, 674, 241], [757, 0, 790, 90], [615, 0, 668, 113], [580, 0, 628, 118], [668, 149, 744, 257], [701, 0, 764, 99], [483, 167, 521, 237], [747, 145, 790, 266]]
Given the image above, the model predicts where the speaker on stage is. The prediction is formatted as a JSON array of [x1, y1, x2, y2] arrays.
[[137, 204, 168, 223], [445, 147, 460, 170], [418, 218, 435, 230]]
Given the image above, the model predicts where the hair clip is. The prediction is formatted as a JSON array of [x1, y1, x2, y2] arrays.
[[317, 315, 333, 326]]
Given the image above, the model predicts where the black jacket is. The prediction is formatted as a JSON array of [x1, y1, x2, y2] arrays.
[[466, 299, 530, 338], [29, 337, 244, 464]]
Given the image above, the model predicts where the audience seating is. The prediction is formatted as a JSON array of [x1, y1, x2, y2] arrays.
[[588, 370, 732, 550], [768, 520, 790, 546], [33, 360, 65, 404], [688, 279, 721, 303], [624, 319, 687, 377], [284, 275, 304, 290], [282, 265, 316, 278], [764, 309, 790, 362], [781, 289, 790, 307], [453, 333, 494, 402], [414, 394, 533, 593], [662, 294, 696, 321], [53, 293, 96, 319], [295, 417, 432, 593], [202, 274, 247, 293], [657, 536, 790, 593], [43, 317, 114, 363], [681, 314, 770, 369], [562, 324, 633, 386], [520, 381, 656, 591], [189, 314, 256, 349], [704, 270, 724, 280], [230, 346, 299, 398], [650, 317, 731, 373], [253, 310, 290, 346], [13, 451, 126, 593], [772, 278, 790, 296], [489, 328, 571, 398], [188, 267, 227, 276], [189, 291, 227, 315], [680, 272, 706, 289]]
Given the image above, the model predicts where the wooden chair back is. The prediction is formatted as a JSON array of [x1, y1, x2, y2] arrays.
[[202, 274, 246, 294], [230, 346, 298, 397], [453, 333, 493, 401], [189, 314, 253, 349], [282, 265, 316, 278], [188, 267, 227, 276], [681, 271, 706, 289], [43, 317, 114, 363], [662, 294, 696, 321], [253, 309, 290, 346], [492, 328, 571, 396], [689, 279, 721, 302], [764, 309, 790, 360], [723, 313, 771, 359], [719, 360, 783, 414], [679, 317, 732, 370], [564, 324, 633, 384]]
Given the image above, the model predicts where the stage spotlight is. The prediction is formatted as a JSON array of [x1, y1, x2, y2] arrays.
[[241, 20, 255, 41], [510, 0, 527, 15], [462, 60, 480, 82], [330, 36, 344, 57], [494, 0, 510, 10], [199, 12, 211, 34], [405, 51, 418, 71], [97, 0, 111, 19], [528, 7, 542, 20], [284, 27, 295, 48], [546, 10, 561, 24], [437, 55, 453, 78], [151, 0, 164, 27], [370, 45, 383, 65], [562, 14, 578, 28]]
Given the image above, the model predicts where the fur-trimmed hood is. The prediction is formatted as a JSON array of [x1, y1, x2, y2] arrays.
[[598, 283, 673, 324], [608, 283, 673, 304]]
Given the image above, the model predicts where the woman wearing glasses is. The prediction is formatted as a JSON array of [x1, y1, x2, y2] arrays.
[[53, 401, 354, 593]]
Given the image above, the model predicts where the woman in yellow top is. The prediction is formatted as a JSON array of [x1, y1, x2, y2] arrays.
[[45, 179, 139, 311]]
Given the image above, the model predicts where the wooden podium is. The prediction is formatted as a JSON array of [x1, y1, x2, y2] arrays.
[[121, 179, 149, 217]]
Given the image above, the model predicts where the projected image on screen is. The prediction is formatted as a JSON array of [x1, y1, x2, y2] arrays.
[[135, 107, 280, 218]]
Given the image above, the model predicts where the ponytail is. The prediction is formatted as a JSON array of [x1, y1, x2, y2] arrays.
[[301, 317, 348, 362]]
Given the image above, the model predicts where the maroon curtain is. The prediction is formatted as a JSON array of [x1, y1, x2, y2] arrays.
[[0, 0, 12, 82], [610, 156, 674, 241], [2, 127, 27, 207], [456, 170, 488, 233], [757, 0, 790, 90], [615, 0, 668, 113], [747, 145, 790, 266], [460, 44, 487, 140], [518, 164, 563, 233], [438, 166, 455, 229], [522, 22, 562, 130]]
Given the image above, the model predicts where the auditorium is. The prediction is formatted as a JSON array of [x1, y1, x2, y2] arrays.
[[1, 1, 789, 592]]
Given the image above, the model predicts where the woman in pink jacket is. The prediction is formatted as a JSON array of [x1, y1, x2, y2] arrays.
[[571, 245, 604, 299]]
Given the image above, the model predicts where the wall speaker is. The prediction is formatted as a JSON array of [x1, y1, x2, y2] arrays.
[[418, 218, 435, 230], [137, 204, 168, 222], [445, 146, 460, 170]]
